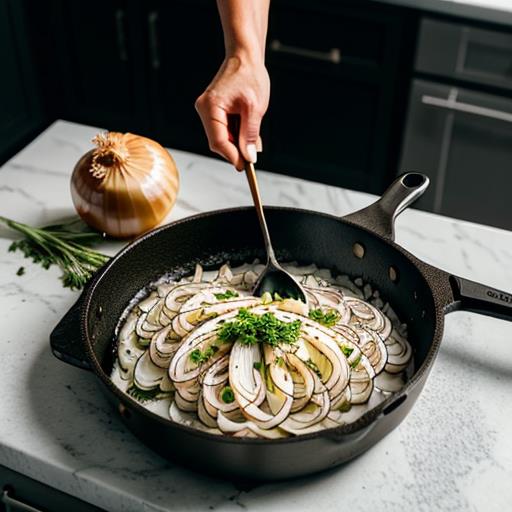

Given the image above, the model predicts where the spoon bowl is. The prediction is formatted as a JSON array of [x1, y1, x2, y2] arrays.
[[244, 161, 308, 304]]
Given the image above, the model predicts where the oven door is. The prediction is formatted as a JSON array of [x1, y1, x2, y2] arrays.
[[399, 79, 512, 230]]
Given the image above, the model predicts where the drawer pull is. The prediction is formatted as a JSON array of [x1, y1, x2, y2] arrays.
[[270, 39, 341, 64], [148, 10, 160, 70], [2, 488, 44, 512], [422, 94, 512, 123], [115, 8, 128, 62]]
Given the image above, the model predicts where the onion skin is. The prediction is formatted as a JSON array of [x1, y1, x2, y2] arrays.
[[71, 132, 179, 238]]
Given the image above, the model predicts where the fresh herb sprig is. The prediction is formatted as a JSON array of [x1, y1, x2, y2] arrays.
[[308, 308, 340, 327], [1, 216, 109, 290], [217, 308, 301, 347], [214, 290, 239, 301]]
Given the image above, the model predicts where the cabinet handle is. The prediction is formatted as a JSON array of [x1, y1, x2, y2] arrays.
[[115, 8, 128, 62], [270, 39, 341, 64], [148, 10, 160, 70], [421, 94, 512, 123], [2, 488, 44, 512]]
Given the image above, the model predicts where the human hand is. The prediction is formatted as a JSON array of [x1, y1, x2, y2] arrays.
[[195, 54, 270, 170]]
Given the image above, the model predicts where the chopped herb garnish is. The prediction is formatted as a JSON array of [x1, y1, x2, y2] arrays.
[[214, 290, 239, 301], [341, 345, 354, 357], [350, 355, 362, 368], [138, 337, 151, 347], [220, 386, 235, 403], [275, 356, 284, 366], [190, 345, 219, 364], [305, 358, 322, 378], [217, 308, 301, 347], [253, 361, 262, 370], [16, 266, 25, 276], [337, 401, 352, 413], [308, 308, 340, 327], [127, 385, 160, 403]]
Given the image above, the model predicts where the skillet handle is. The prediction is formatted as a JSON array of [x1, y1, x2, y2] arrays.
[[343, 173, 430, 241], [449, 275, 512, 321], [50, 295, 91, 370]]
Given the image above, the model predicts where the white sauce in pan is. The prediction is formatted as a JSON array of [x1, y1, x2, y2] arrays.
[[111, 262, 413, 438]]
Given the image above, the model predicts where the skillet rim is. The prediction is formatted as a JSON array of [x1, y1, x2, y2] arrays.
[[81, 206, 447, 445]]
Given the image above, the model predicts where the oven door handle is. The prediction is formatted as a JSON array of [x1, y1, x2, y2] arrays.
[[421, 94, 512, 123]]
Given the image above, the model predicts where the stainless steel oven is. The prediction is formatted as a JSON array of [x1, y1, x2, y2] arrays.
[[399, 18, 512, 230]]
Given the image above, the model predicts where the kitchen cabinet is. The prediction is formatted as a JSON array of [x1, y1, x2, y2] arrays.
[[48, 0, 150, 134], [400, 17, 512, 230], [146, 0, 225, 153], [0, 0, 44, 163], [0, 464, 104, 511], [264, 1, 414, 192], [22, 0, 416, 193]]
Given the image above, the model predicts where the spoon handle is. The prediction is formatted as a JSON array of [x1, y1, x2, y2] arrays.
[[244, 161, 276, 263], [227, 114, 277, 265]]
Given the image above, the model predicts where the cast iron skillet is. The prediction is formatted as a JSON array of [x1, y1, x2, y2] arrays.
[[50, 173, 512, 480]]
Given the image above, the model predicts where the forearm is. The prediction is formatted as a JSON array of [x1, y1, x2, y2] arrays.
[[217, 0, 270, 63]]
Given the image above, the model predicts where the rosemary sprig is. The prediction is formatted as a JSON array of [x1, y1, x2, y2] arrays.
[[1, 215, 110, 290]]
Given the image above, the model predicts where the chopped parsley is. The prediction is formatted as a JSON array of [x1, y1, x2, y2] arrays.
[[308, 308, 340, 327], [341, 345, 354, 357], [337, 401, 352, 413], [305, 358, 322, 378], [127, 385, 160, 403], [214, 290, 239, 301], [220, 386, 235, 403], [16, 266, 25, 276], [138, 337, 151, 348], [217, 308, 301, 347], [253, 361, 262, 370], [350, 355, 362, 368], [190, 345, 219, 364]]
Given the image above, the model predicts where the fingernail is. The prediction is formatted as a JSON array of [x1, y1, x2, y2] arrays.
[[246, 144, 257, 164]]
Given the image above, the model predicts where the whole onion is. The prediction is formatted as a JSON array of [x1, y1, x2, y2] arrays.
[[71, 132, 179, 238]]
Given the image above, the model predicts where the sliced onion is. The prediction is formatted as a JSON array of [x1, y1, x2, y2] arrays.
[[133, 351, 166, 390], [217, 412, 287, 439], [374, 371, 406, 392], [352, 326, 388, 375], [169, 402, 221, 434], [118, 311, 144, 375], [149, 325, 177, 368], [384, 330, 412, 373], [138, 293, 159, 312]]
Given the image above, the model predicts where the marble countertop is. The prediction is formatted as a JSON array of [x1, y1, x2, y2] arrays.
[[375, 0, 512, 25], [1, 120, 512, 512]]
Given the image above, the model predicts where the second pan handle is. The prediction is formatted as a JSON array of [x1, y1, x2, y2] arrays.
[[343, 173, 430, 241], [448, 275, 512, 321]]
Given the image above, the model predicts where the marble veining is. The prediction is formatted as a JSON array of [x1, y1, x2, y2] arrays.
[[0, 120, 511, 511]]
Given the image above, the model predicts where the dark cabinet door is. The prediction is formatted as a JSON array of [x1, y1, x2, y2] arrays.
[[263, 1, 412, 193], [147, 0, 224, 153], [0, 0, 44, 163], [266, 66, 380, 191], [52, 0, 149, 133]]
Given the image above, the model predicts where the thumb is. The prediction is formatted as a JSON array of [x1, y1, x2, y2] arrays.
[[239, 104, 262, 164]]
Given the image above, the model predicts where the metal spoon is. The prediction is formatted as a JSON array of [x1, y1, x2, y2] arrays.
[[243, 160, 308, 303]]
